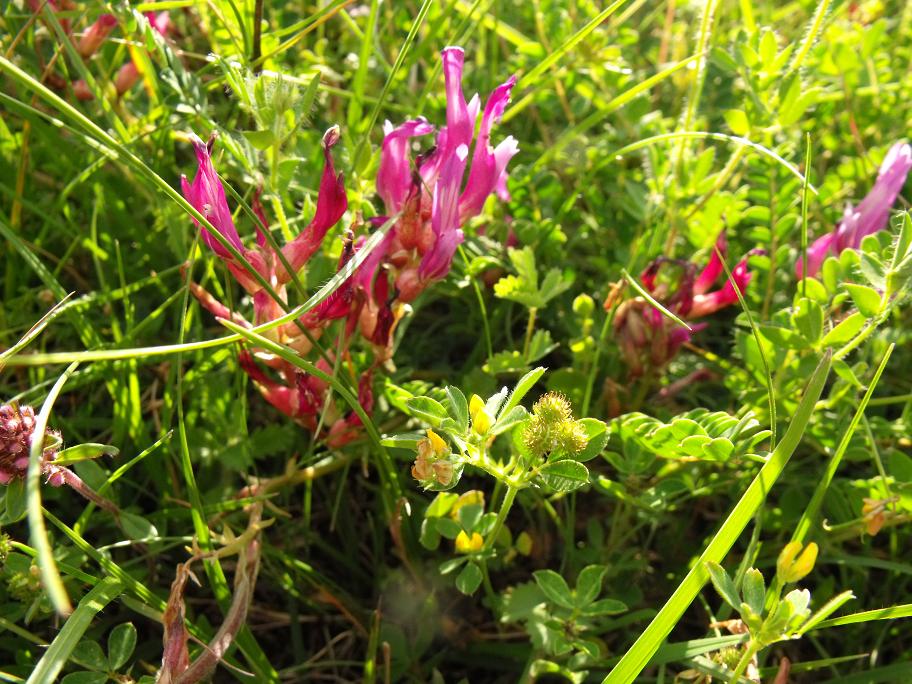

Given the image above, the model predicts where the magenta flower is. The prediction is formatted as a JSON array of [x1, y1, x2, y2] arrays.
[[180, 129, 385, 443], [180, 127, 347, 329], [376, 46, 517, 301], [612, 233, 755, 377], [798, 142, 912, 278]]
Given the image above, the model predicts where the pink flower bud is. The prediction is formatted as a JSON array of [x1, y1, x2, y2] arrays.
[[78, 14, 117, 58]]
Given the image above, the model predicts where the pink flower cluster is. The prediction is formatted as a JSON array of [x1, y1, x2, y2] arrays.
[[376, 46, 518, 301], [180, 48, 516, 444], [0, 403, 65, 486], [799, 142, 912, 278], [612, 234, 754, 378]]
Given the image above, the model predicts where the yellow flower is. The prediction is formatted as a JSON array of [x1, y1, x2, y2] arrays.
[[776, 541, 818, 583], [469, 394, 492, 435], [455, 530, 484, 553]]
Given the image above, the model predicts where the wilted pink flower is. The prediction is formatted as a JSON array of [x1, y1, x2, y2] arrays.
[[376, 47, 517, 301], [798, 142, 912, 278], [78, 13, 117, 58], [611, 234, 755, 377]]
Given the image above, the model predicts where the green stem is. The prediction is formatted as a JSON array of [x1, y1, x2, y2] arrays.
[[523, 307, 538, 360], [728, 639, 761, 684], [485, 484, 519, 551], [834, 310, 888, 360]]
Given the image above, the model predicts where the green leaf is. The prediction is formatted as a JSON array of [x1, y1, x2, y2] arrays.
[[539, 460, 590, 492], [575, 419, 608, 463], [575, 565, 608, 606], [526, 329, 559, 363], [538, 268, 574, 305], [494, 247, 542, 308], [425, 492, 458, 518], [419, 518, 441, 550], [438, 556, 468, 575], [107, 622, 137, 670], [27, 578, 122, 684], [455, 562, 483, 595], [702, 437, 735, 462], [821, 312, 866, 346], [4, 477, 28, 523], [405, 396, 448, 426], [242, 129, 277, 150], [380, 432, 423, 449], [119, 511, 158, 541], [797, 590, 856, 635], [445, 386, 469, 433], [581, 598, 628, 617], [706, 562, 740, 611], [490, 405, 529, 436], [533, 570, 576, 609], [72, 640, 107, 671], [434, 517, 462, 540], [61, 673, 107, 684], [723, 109, 750, 136], [457, 504, 484, 534], [484, 349, 531, 375], [844, 283, 882, 317], [53, 443, 120, 466], [741, 569, 766, 616], [500, 367, 546, 418], [792, 297, 824, 343]]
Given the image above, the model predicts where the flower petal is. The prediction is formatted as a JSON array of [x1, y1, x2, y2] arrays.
[[181, 135, 243, 259], [377, 118, 434, 214], [693, 233, 727, 295], [796, 231, 836, 279], [419, 144, 469, 281], [280, 126, 348, 282]]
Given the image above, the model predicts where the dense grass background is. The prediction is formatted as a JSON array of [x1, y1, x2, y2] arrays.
[[2, 0, 912, 682]]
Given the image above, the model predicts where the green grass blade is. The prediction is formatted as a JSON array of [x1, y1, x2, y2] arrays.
[[27, 362, 80, 617], [620, 268, 692, 331], [516, 1, 627, 90], [351, 0, 433, 174], [611, 132, 818, 194], [25, 578, 123, 684], [715, 246, 776, 446], [603, 351, 832, 684], [530, 53, 702, 166], [793, 343, 893, 543]]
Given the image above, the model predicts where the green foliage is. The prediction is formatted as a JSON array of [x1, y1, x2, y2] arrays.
[[2, 1, 912, 683]]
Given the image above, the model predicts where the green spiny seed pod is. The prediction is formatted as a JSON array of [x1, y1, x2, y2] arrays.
[[522, 415, 550, 457], [532, 392, 572, 424], [555, 420, 589, 456]]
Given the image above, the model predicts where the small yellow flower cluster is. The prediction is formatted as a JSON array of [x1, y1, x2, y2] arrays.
[[411, 429, 455, 487]]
